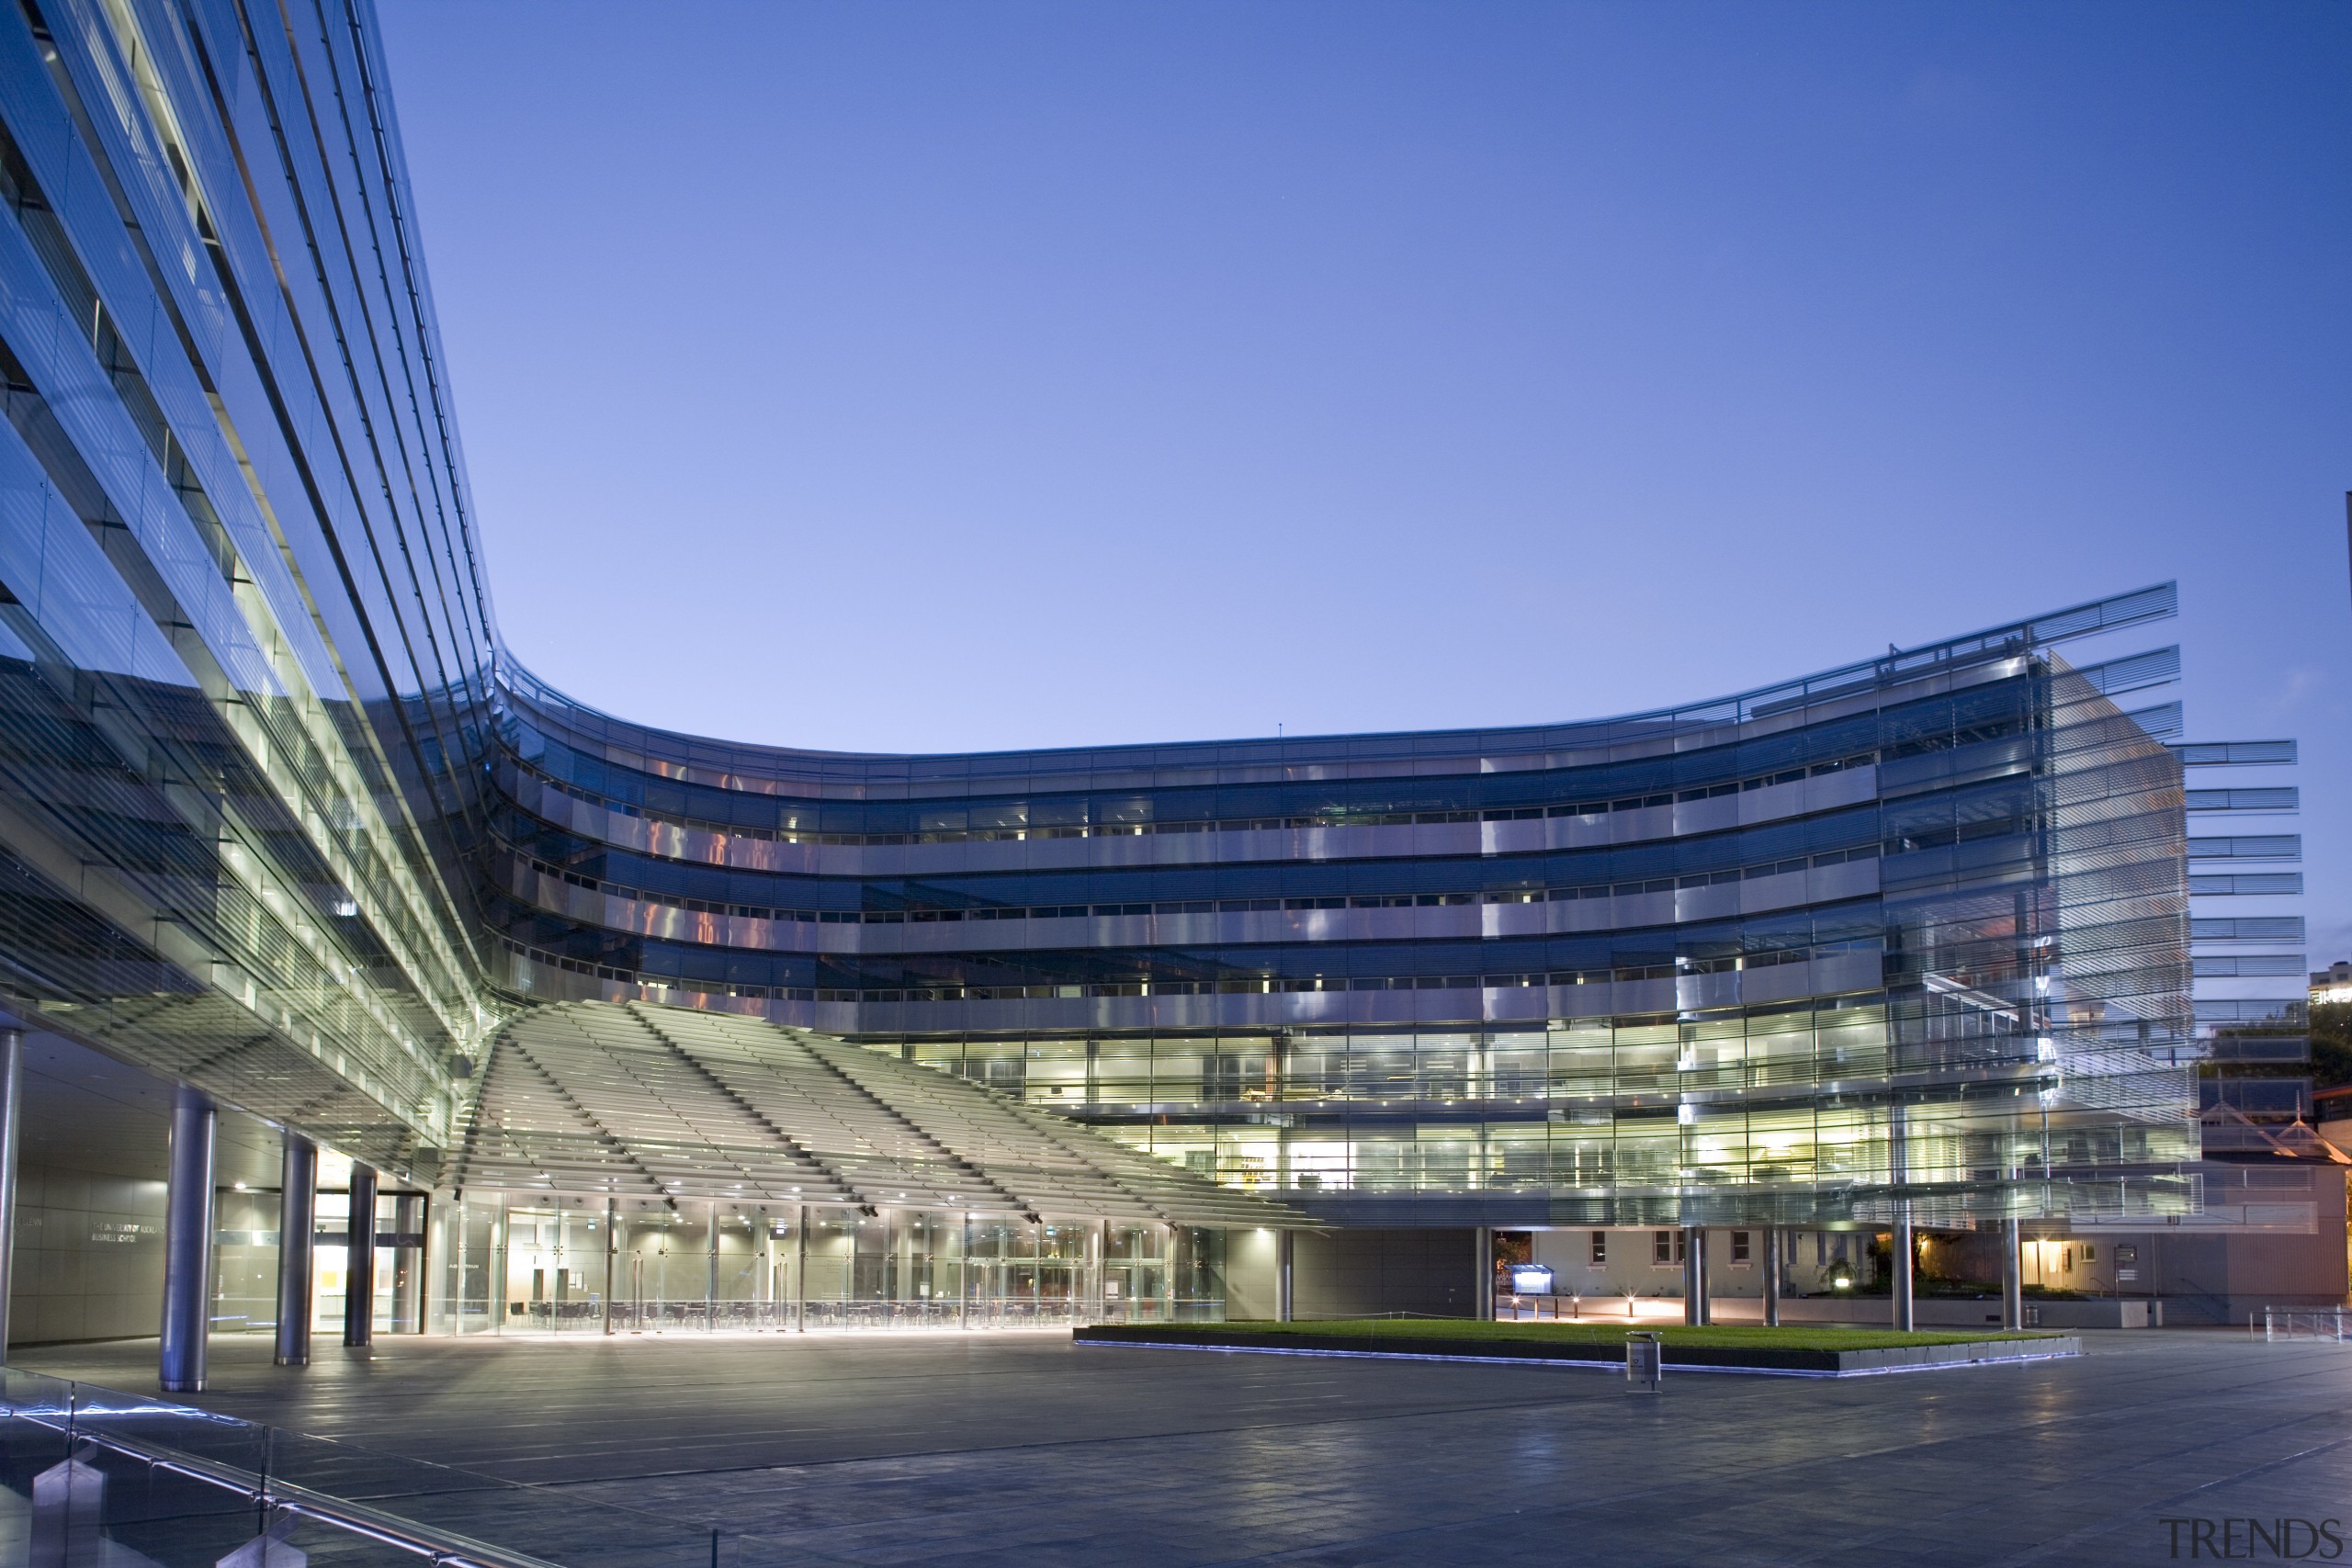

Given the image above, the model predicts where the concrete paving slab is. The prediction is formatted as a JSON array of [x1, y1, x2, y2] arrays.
[[14, 1329, 2350, 1565]]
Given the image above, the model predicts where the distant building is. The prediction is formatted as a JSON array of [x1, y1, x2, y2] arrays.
[[2312, 961, 2352, 1006]]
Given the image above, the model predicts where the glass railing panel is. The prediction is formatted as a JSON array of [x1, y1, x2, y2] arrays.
[[0, 1368, 732, 1567]]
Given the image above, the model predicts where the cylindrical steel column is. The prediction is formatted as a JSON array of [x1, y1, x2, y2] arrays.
[[707, 1200, 719, 1332], [344, 1164, 377, 1348], [604, 1199, 617, 1336], [492, 1194, 509, 1336], [453, 1197, 469, 1337], [0, 1028, 22, 1364], [388, 1194, 425, 1335], [1475, 1227, 1494, 1320], [1275, 1228, 1294, 1322], [794, 1202, 808, 1332], [275, 1134, 316, 1366], [1763, 1227, 1782, 1328], [2002, 1215, 2025, 1330], [1681, 1228, 1697, 1324], [1683, 1226, 1710, 1325], [1891, 1213, 1909, 1335], [160, 1086, 216, 1393]]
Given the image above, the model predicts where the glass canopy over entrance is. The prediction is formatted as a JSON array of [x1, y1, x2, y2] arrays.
[[428, 1001, 1286, 1332]]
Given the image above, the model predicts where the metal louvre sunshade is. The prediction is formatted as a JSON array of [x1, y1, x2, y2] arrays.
[[447, 1000, 1300, 1228]]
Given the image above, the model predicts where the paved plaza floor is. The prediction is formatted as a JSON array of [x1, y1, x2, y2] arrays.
[[19, 1327, 2350, 1566]]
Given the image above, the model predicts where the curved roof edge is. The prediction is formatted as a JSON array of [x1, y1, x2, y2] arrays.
[[495, 583, 2176, 784]]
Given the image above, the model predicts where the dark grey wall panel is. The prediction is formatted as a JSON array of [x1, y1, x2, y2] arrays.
[[1293, 1227, 1478, 1321]]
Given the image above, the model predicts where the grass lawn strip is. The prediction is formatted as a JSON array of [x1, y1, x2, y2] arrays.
[[1187, 1320, 2062, 1352], [1072, 1320, 2079, 1375]]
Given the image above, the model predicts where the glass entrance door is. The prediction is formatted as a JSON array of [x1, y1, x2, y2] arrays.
[[312, 1189, 428, 1336], [502, 1201, 605, 1332]]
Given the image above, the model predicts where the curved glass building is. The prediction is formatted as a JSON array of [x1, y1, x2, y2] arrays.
[[482, 589, 2199, 1241], [0, 0, 2276, 1358]]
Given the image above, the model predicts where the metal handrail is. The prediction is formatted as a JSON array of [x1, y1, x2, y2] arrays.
[[6, 1395, 567, 1568], [2261, 1306, 2351, 1343]]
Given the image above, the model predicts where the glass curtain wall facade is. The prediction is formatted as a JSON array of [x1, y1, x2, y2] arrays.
[[428, 1196, 1215, 1336], [214, 1187, 424, 1337], [483, 589, 2206, 1237], [0, 0, 492, 1180], [0, 0, 2220, 1338]]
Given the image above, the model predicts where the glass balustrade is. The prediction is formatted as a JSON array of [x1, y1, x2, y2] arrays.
[[0, 1368, 773, 1566]]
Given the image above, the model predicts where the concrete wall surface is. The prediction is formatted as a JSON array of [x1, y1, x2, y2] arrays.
[[1226, 1227, 1282, 1320]]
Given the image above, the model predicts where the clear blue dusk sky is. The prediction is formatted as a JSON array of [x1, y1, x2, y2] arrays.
[[378, 2, 2350, 952]]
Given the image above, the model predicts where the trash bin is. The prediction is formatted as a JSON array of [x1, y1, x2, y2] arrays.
[[1626, 1330, 1663, 1391]]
